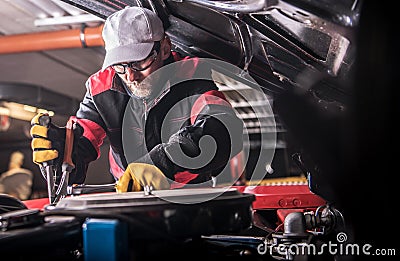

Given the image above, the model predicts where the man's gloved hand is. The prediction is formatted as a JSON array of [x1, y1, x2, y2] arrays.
[[115, 163, 170, 193], [30, 113, 66, 165], [30, 113, 83, 166], [167, 126, 202, 158]]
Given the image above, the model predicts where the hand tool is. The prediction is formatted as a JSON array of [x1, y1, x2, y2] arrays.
[[54, 118, 75, 203], [68, 183, 117, 195]]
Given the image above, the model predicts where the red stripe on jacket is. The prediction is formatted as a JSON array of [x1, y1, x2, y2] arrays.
[[70, 116, 106, 158], [88, 67, 116, 96], [171, 171, 200, 189], [190, 90, 231, 125], [172, 53, 199, 79]]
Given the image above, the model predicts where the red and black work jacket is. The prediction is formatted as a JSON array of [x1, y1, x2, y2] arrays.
[[71, 53, 243, 187]]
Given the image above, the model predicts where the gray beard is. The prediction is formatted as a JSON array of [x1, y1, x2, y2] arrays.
[[126, 81, 152, 99]]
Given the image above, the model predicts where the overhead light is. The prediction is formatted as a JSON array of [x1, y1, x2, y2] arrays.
[[0, 101, 54, 122], [38, 109, 54, 116], [34, 14, 104, 27], [23, 105, 37, 113], [0, 107, 10, 116]]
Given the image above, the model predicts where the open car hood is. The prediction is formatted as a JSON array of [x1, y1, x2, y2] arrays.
[[62, 0, 360, 104]]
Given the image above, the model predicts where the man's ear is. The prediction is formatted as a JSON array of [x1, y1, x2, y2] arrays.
[[160, 36, 172, 60]]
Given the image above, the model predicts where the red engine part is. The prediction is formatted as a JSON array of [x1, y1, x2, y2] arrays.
[[234, 184, 326, 210]]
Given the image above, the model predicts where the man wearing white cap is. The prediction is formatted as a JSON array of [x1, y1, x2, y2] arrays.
[[30, 6, 243, 192]]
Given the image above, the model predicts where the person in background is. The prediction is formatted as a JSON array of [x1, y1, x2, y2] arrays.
[[30, 6, 243, 192], [0, 151, 33, 200]]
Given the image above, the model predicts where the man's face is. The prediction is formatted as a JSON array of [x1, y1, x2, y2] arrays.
[[113, 43, 164, 98]]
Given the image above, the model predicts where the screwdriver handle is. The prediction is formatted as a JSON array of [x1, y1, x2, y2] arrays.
[[63, 118, 75, 169]]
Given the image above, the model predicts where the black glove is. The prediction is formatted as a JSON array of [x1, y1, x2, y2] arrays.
[[133, 125, 203, 179], [166, 126, 202, 158]]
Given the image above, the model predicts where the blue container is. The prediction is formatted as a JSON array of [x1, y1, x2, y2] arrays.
[[82, 218, 128, 261]]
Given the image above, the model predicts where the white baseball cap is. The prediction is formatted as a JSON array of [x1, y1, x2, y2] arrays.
[[101, 6, 164, 70]]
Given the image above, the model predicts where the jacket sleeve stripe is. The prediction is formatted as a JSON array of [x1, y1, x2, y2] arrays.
[[190, 90, 231, 124], [71, 116, 106, 158], [88, 67, 115, 96], [170, 171, 199, 189]]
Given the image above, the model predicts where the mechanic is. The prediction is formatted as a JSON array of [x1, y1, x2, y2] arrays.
[[30, 6, 243, 192]]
